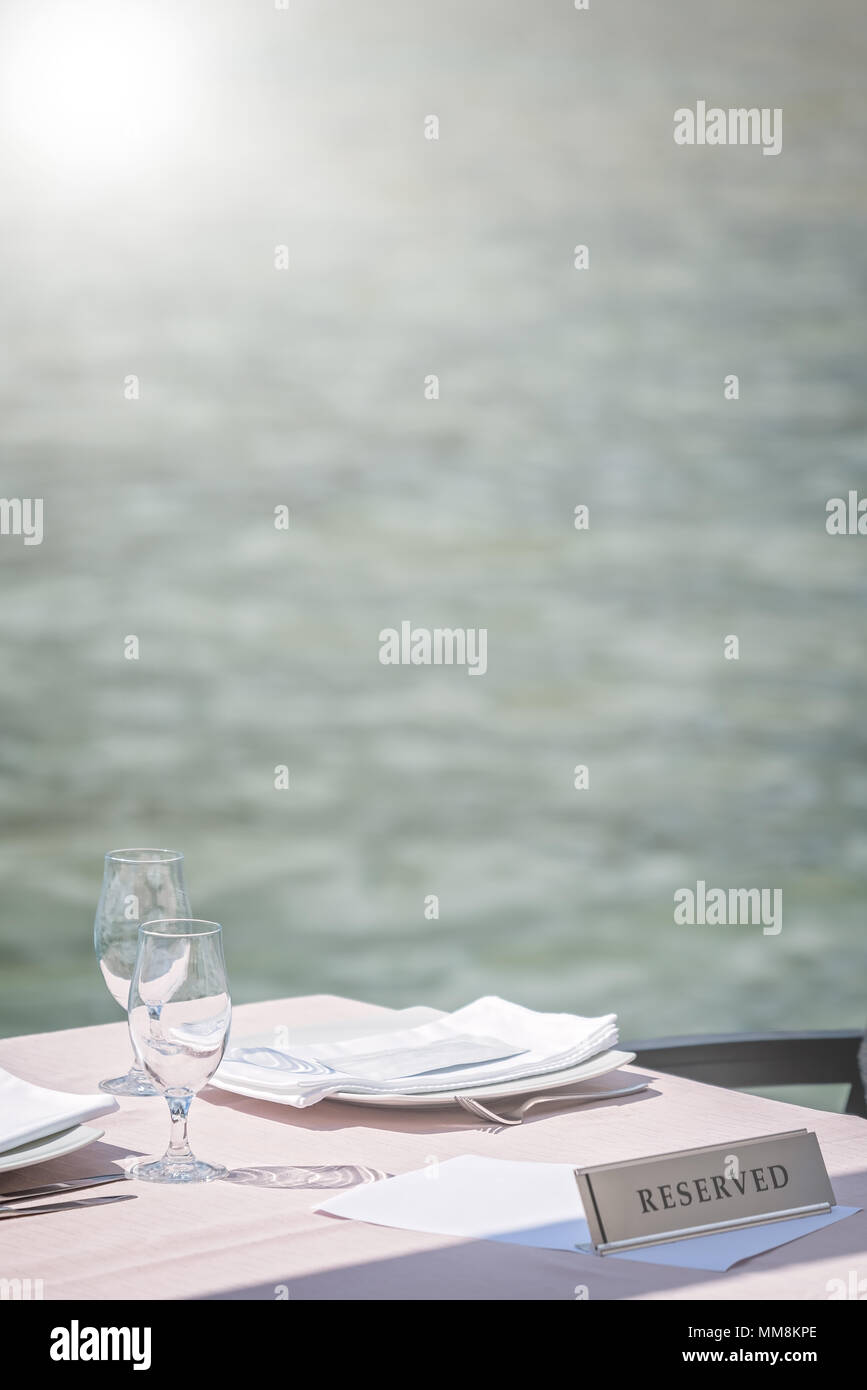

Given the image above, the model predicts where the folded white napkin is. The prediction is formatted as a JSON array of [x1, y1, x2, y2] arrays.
[[219, 997, 619, 1108], [0, 1066, 118, 1155]]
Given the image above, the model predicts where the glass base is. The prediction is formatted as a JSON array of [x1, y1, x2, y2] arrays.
[[130, 1157, 227, 1185], [99, 1071, 158, 1097]]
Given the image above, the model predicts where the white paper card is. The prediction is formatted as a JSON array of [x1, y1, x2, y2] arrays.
[[317, 1155, 859, 1272]]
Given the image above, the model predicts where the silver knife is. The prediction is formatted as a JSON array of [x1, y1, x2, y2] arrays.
[[0, 1194, 136, 1220], [0, 1173, 128, 1208]]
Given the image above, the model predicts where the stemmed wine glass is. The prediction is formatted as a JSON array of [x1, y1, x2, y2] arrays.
[[94, 849, 190, 1095], [127, 919, 231, 1184]]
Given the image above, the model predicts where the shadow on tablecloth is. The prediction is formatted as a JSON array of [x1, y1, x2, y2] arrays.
[[224, 1164, 390, 1189]]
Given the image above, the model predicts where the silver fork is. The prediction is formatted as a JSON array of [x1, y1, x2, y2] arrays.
[[455, 1081, 648, 1125]]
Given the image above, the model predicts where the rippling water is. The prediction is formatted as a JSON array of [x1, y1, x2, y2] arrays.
[[0, 0, 865, 1043]]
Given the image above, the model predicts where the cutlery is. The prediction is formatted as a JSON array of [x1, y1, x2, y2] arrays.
[[0, 1194, 136, 1220], [0, 1173, 128, 1207], [456, 1081, 649, 1125]]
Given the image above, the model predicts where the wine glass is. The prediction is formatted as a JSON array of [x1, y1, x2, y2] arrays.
[[127, 919, 231, 1184], [94, 849, 190, 1095]]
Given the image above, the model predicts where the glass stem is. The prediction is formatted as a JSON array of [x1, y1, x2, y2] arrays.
[[164, 1089, 194, 1162]]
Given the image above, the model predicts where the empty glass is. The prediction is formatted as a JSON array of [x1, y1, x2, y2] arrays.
[[128, 919, 231, 1184], [94, 849, 190, 1095]]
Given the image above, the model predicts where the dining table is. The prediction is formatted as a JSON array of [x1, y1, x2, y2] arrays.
[[1, 994, 865, 1301]]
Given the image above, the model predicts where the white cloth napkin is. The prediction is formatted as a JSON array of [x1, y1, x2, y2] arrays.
[[218, 997, 619, 1107], [0, 1065, 118, 1155]]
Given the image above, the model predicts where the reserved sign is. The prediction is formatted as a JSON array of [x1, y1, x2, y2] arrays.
[[575, 1129, 834, 1254]]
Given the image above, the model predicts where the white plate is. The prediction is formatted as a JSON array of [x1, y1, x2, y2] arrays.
[[213, 1010, 635, 1109], [0, 1124, 105, 1175], [214, 1048, 636, 1109]]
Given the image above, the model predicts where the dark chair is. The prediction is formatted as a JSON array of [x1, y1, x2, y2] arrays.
[[622, 1028, 867, 1119]]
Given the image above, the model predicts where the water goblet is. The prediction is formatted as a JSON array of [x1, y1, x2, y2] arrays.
[[94, 848, 190, 1096], [128, 919, 231, 1184]]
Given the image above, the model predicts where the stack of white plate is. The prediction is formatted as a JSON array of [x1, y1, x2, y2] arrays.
[[0, 1124, 106, 1176], [0, 1066, 116, 1177], [213, 1006, 636, 1110]]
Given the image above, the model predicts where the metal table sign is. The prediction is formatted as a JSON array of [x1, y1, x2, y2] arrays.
[[574, 1129, 834, 1255]]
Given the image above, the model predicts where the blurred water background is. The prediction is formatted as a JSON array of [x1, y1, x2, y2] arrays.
[[0, 0, 864, 1054]]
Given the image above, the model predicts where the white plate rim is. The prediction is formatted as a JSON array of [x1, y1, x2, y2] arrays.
[[0, 1124, 105, 1175]]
